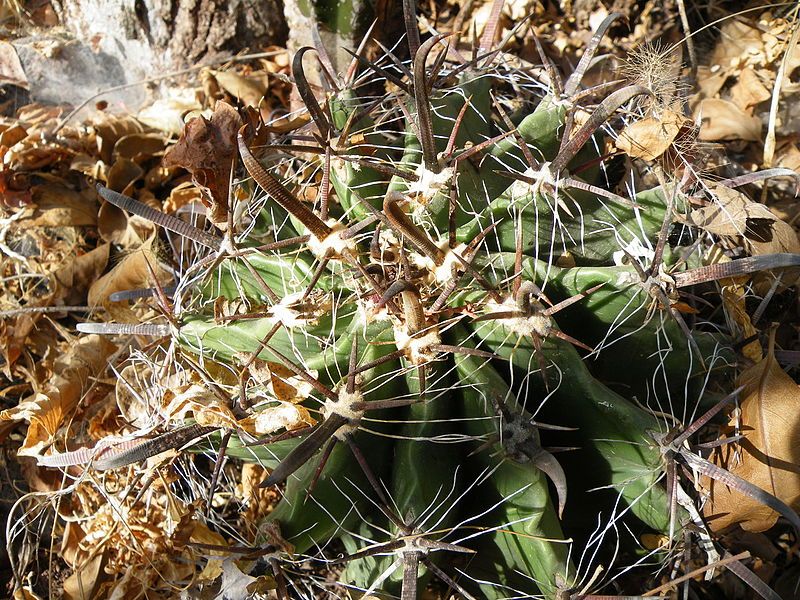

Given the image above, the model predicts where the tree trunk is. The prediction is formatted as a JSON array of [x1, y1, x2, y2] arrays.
[[23, 0, 403, 110], [50, 0, 287, 81]]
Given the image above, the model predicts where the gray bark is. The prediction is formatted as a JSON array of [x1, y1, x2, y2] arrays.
[[41, 0, 286, 106]]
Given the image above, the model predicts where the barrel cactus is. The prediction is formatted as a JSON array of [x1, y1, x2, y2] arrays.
[[53, 4, 800, 599]]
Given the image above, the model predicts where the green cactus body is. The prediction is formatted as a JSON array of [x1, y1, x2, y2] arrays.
[[521, 259, 736, 402], [199, 251, 340, 302], [264, 319, 399, 554], [454, 344, 575, 598], [469, 317, 674, 534], [388, 74, 493, 231], [98, 10, 751, 598], [198, 432, 299, 467], [328, 90, 397, 220], [360, 359, 464, 594], [455, 185, 669, 264]]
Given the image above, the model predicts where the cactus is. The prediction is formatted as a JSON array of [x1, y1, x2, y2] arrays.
[[68, 5, 800, 599]]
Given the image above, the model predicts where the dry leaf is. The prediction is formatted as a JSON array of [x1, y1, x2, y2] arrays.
[[114, 363, 154, 428], [0, 334, 117, 457], [683, 185, 766, 238], [163, 181, 204, 213], [93, 114, 152, 164], [105, 157, 144, 193], [162, 100, 241, 228], [0, 313, 36, 377], [161, 383, 240, 429], [248, 359, 304, 402], [87, 236, 172, 314], [747, 217, 800, 257], [0, 123, 27, 147], [60, 521, 85, 567], [730, 68, 771, 112], [704, 339, 800, 533], [709, 20, 761, 70], [62, 552, 105, 600], [68, 152, 103, 180], [52, 243, 110, 306], [264, 111, 310, 134], [97, 199, 154, 247], [97, 158, 156, 246], [218, 559, 261, 600], [137, 89, 202, 136], [720, 283, 762, 364], [16, 103, 62, 128], [240, 355, 318, 403], [696, 98, 762, 141], [0, 169, 32, 208], [0, 40, 29, 89], [190, 522, 228, 582], [112, 133, 166, 162], [208, 68, 268, 108], [694, 65, 727, 102], [777, 143, 800, 173], [27, 182, 98, 227], [12, 587, 43, 600], [616, 109, 688, 161], [682, 184, 800, 256], [240, 402, 314, 436]]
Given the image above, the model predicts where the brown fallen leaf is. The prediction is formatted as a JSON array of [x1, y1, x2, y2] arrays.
[[207, 68, 269, 108], [114, 363, 155, 428], [59, 476, 199, 597], [62, 552, 105, 600], [709, 19, 764, 74], [730, 68, 771, 112], [97, 198, 155, 247], [720, 282, 762, 364], [240, 463, 275, 539], [136, 89, 203, 136], [16, 103, 63, 129], [616, 108, 690, 162], [92, 114, 152, 164], [162, 100, 242, 229], [696, 98, 762, 142], [0, 168, 32, 208], [0, 313, 36, 377], [12, 586, 43, 600], [161, 382, 241, 429], [747, 217, 800, 257], [87, 236, 172, 320], [112, 132, 166, 162], [97, 157, 159, 246], [694, 65, 727, 104], [246, 358, 312, 403], [777, 143, 800, 173], [0, 40, 29, 89], [0, 334, 117, 457], [105, 156, 143, 193], [27, 182, 98, 227], [239, 402, 314, 436], [52, 242, 110, 306], [163, 181, 204, 213], [191, 521, 229, 583], [262, 111, 310, 134], [704, 333, 800, 533], [0, 123, 27, 147], [682, 184, 800, 256]]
